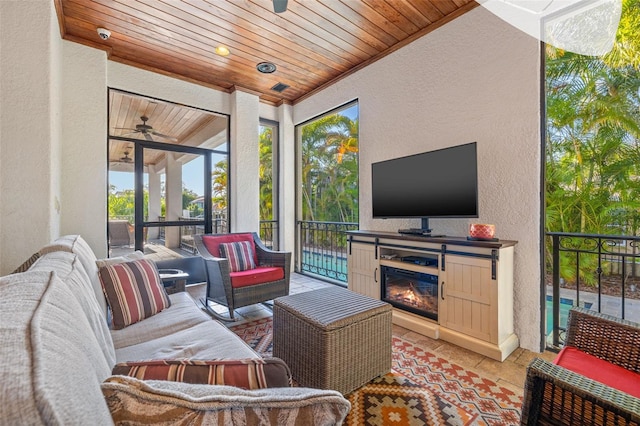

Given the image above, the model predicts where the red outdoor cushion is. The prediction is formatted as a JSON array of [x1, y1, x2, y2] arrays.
[[230, 266, 285, 288], [554, 346, 640, 399], [202, 234, 258, 265]]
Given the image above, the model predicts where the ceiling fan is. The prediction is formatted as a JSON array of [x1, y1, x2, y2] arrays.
[[273, 0, 287, 13], [117, 115, 178, 142], [119, 149, 133, 163]]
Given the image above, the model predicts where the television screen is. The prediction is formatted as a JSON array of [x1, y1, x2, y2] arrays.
[[371, 142, 478, 219]]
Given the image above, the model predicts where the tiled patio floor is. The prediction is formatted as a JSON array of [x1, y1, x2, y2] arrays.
[[185, 271, 556, 397]]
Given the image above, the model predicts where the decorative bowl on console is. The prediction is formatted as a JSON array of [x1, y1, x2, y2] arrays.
[[469, 224, 496, 240]]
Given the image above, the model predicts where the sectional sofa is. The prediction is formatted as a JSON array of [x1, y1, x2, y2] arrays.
[[0, 234, 350, 425]]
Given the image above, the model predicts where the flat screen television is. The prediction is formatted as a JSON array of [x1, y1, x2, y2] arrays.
[[371, 142, 478, 235]]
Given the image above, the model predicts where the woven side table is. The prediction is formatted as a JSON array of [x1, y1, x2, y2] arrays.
[[273, 286, 392, 395]]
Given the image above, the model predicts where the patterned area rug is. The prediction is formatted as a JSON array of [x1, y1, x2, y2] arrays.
[[229, 317, 523, 425]]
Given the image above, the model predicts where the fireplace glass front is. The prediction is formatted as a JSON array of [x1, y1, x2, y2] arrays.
[[381, 266, 438, 321]]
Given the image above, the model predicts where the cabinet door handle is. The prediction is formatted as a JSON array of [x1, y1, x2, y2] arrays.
[[441, 281, 445, 300], [374, 267, 378, 283]]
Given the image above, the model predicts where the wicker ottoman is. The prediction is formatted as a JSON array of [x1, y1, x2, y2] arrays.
[[273, 286, 392, 394]]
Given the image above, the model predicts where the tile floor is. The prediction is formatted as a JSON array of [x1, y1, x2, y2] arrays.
[[185, 271, 557, 397]]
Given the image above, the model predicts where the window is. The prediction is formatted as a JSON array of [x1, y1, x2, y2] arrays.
[[295, 100, 359, 283], [107, 89, 229, 254]]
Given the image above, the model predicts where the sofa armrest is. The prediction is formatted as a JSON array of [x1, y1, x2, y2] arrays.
[[565, 307, 640, 372], [102, 375, 350, 425], [521, 357, 640, 425]]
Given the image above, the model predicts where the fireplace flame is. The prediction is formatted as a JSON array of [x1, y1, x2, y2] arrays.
[[387, 281, 436, 313]]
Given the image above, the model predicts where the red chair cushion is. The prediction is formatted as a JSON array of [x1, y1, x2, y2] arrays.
[[202, 234, 258, 265], [554, 346, 640, 398], [229, 267, 285, 288]]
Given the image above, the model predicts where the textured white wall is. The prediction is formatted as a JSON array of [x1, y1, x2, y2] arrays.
[[108, 62, 231, 115], [60, 41, 108, 257], [294, 7, 542, 352], [0, 1, 62, 274]]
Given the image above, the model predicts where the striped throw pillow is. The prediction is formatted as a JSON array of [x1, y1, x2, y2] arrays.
[[112, 358, 291, 389], [219, 241, 257, 272], [98, 259, 170, 329]]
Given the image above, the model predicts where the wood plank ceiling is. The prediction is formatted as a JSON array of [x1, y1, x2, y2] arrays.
[[108, 90, 228, 169], [55, 0, 478, 105]]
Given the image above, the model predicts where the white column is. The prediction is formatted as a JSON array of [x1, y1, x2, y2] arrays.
[[278, 103, 296, 254], [147, 165, 162, 239], [165, 153, 182, 248], [230, 89, 260, 232]]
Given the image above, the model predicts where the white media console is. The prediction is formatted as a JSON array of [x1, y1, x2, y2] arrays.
[[346, 230, 519, 361]]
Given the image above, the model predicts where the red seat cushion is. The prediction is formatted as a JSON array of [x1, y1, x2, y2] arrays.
[[554, 346, 640, 399], [229, 267, 285, 288], [202, 234, 258, 265]]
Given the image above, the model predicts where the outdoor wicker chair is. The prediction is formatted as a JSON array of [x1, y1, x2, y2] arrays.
[[521, 307, 640, 426], [194, 232, 291, 320]]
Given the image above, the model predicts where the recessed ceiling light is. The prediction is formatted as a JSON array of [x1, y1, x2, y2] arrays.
[[257, 62, 277, 73], [215, 45, 230, 56]]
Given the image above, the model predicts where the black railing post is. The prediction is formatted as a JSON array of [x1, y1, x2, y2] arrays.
[[622, 253, 627, 319], [597, 236, 603, 313], [552, 234, 560, 347]]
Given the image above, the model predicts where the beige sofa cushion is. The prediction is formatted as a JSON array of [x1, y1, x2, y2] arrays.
[[115, 318, 259, 362], [29, 250, 116, 368], [39, 235, 107, 319], [111, 292, 212, 349], [0, 271, 113, 425], [102, 376, 350, 425]]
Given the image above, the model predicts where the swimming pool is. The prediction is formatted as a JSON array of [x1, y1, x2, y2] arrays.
[[545, 295, 592, 335]]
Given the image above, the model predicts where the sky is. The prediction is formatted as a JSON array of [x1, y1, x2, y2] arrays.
[[109, 155, 205, 195]]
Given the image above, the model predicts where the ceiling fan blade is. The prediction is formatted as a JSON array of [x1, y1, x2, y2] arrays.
[[150, 131, 178, 142], [113, 127, 138, 131], [144, 133, 154, 141], [273, 0, 287, 13]]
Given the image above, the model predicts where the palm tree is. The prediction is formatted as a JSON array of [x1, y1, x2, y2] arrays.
[[212, 159, 228, 210], [301, 112, 359, 224], [259, 126, 274, 221]]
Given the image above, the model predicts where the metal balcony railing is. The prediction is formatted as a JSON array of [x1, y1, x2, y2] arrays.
[[260, 220, 278, 250], [297, 220, 359, 284], [547, 232, 640, 349]]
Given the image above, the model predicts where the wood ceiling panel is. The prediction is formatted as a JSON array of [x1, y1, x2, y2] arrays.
[[108, 90, 229, 169], [57, 0, 478, 104]]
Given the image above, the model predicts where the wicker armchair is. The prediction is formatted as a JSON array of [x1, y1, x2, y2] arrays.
[[521, 307, 640, 426], [194, 233, 291, 320]]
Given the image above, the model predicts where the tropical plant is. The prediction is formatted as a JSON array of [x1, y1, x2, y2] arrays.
[[212, 158, 228, 213], [301, 109, 359, 224], [545, 0, 640, 285], [259, 125, 274, 221], [108, 185, 149, 222]]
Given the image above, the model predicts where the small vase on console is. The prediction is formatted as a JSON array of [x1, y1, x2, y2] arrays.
[[468, 224, 496, 240]]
